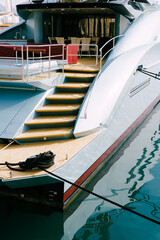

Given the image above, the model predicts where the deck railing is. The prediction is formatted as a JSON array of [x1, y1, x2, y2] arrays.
[[0, 43, 100, 82], [84, 34, 125, 118], [99, 34, 125, 70], [0, 36, 123, 86], [23, 44, 66, 81], [0, 36, 126, 116], [0, 43, 66, 82], [67, 43, 99, 67]]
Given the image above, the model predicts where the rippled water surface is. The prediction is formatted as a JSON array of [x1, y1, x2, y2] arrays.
[[0, 104, 160, 240]]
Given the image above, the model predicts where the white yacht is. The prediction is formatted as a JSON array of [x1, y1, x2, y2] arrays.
[[0, 0, 19, 31], [0, 0, 159, 210]]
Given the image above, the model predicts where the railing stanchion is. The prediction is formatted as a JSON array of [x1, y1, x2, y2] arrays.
[[16, 51, 18, 64], [49, 45, 51, 78], [21, 46, 24, 80], [67, 45, 68, 65], [27, 46, 29, 81], [62, 44, 64, 75], [33, 52, 34, 62], [100, 48, 102, 70], [96, 45, 98, 66]]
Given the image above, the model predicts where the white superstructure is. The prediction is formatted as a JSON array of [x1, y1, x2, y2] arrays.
[[0, 0, 19, 27]]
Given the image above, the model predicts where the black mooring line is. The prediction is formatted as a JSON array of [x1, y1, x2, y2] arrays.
[[40, 167, 160, 226]]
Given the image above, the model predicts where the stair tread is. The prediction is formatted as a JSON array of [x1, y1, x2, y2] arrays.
[[56, 82, 91, 88], [17, 66, 97, 142], [47, 93, 85, 100], [36, 104, 81, 112], [64, 72, 96, 78], [15, 127, 73, 139], [64, 66, 99, 73], [26, 115, 77, 125]]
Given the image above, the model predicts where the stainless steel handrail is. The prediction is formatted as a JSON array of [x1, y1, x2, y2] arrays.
[[84, 34, 125, 118], [0, 43, 67, 81], [0, 43, 100, 81], [25, 43, 66, 81], [49, 44, 51, 78], [99, 34, 125, 70], [21, 45, 24, 80], [67, 43, 99, 67], [0, 44, 26, 81]]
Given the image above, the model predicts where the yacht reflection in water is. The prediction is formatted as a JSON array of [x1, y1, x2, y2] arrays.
[[72, 117, 160, 239]]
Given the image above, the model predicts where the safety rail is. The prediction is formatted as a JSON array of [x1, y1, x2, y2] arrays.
[[99, 34, 125, 70], [0, 43, 100, 82], [84, 34, 125, 118], [21, 44, 66, 81], [0, 43, 66, 81], [0, 37, 127, 117], [67, 43, 99, 67]]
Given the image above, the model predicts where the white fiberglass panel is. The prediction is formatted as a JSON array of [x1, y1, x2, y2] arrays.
[[109, 9, 160, 60], [74, 44, 153, 136]]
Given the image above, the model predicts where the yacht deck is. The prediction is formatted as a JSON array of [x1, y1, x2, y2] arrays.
[[0, 131, 101, 181], [0, 56, 103, 182], [0, 57, 102, 82]]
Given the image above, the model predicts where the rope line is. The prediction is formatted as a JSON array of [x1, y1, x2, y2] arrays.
[[41, 167, 160, 226], [0, 150, 160, 225], [0, 151, 55, 171], [0, 141, 14, 153]]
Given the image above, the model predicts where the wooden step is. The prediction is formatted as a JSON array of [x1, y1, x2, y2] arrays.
[[46, 93, 85, 101], [64, 65, 99, 73], [65, 72, 96, 79], [26, 115, 76, 126], [15, 127, 74, 142], [56, 82, 91, 89], [14, 63, 98, 144], [36, 104, 81, 113]]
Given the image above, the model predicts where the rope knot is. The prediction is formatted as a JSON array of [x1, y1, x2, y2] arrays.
[[4, 151, 55, 171]]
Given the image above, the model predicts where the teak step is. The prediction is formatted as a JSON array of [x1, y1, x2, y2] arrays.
[[15, 64, 97, 143], [46, 93, 85, 101], [64, 65, 99, 73], [56, 82, 91, 93], [26, 115, 76, 128], [56, 83, 91, 89], [15, 127, 74, 143], [36, 104, 81, 113], [65, 72, 96, 80]]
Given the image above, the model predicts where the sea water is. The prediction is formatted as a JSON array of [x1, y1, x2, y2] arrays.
[[0, 103, 159, 240]]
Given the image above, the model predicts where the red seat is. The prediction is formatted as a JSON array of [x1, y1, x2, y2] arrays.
[[0, 45, 15, 57], [67, 45, 78, 64], [26, 43, 67, 60]]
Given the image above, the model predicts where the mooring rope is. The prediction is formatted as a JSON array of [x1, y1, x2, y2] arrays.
[[0, 141, 14, 152], [0, 151, 55, 171], [0, 150, 160, 225], [41, 167, 160, 226]]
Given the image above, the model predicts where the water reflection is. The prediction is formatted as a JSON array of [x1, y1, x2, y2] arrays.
[[127, 130, 159, 188], [73, 202, 123, 240], [0, 105, 159, 240], [69, 106, 160, 240]]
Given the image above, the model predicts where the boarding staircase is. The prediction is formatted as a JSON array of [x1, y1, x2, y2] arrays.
[[15, 66, 99, 144]]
